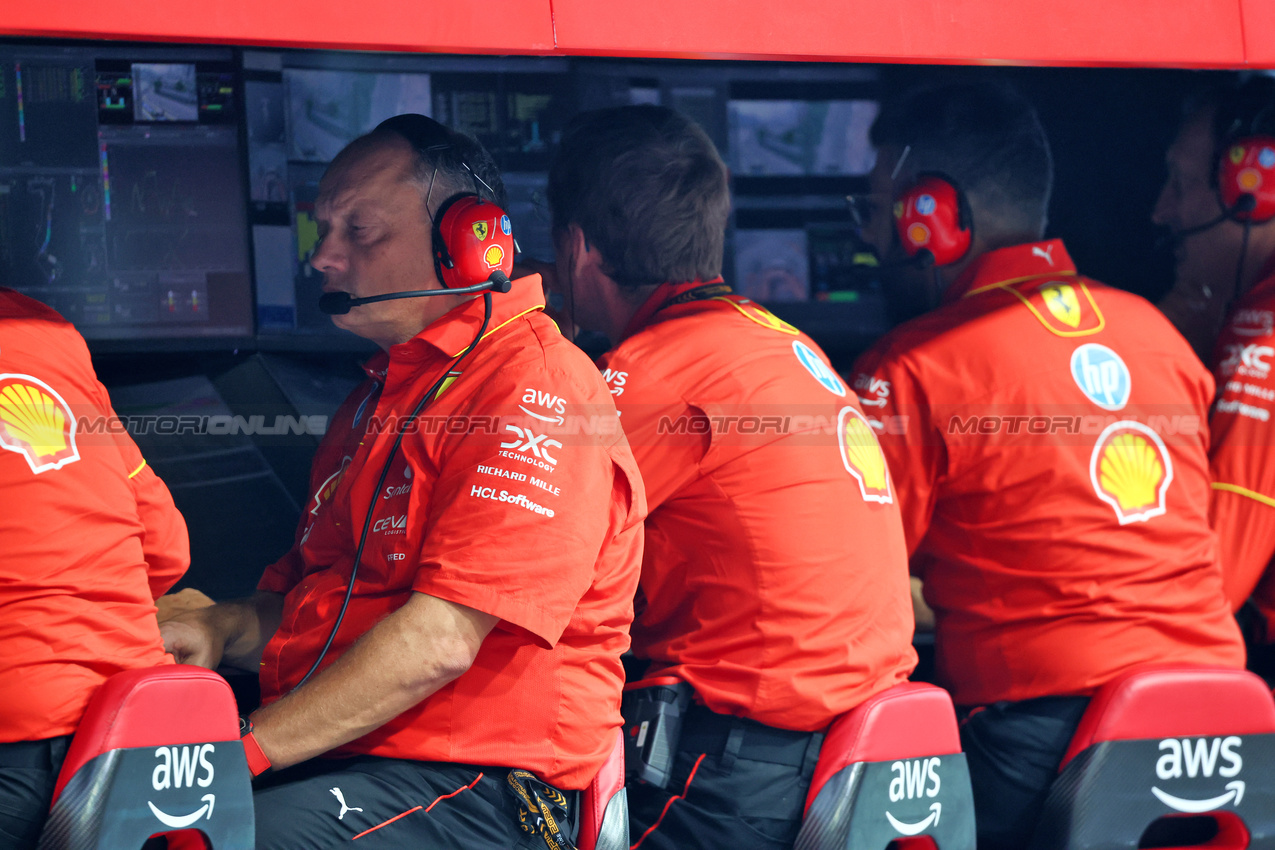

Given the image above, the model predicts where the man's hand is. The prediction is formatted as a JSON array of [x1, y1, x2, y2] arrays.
[[159, 592, 285, 672], [156, 587, 216, 624], [159, 611, 225, 669]]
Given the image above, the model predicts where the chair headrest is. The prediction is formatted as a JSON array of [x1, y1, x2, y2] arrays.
[[1059, 666, 1275, 771]]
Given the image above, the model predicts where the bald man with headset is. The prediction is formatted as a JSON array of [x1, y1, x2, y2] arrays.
[[161, 115, 645, 850]]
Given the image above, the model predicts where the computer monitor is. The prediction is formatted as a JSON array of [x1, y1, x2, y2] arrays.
[[0, 43, 254, 347]]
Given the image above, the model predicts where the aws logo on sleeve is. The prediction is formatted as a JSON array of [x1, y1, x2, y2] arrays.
[[0, 374, 80, 474]]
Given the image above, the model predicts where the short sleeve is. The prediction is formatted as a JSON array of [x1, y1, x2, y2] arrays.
[[412, 370, 630, 648], [596, 348, 709, 511], [851, 347, 947, 559], [1211, 419, 1275, 609]]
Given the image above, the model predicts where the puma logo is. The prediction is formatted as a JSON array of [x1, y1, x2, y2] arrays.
[[1031, 245, 1055, 265], [330, 787, 364, 821]]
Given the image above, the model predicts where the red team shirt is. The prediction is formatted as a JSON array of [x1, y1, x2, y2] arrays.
[[257, 276, 645, 790], [1210, 259, 1275, 629], [0, 288, 189, 742], [852, 241, 1244, 707], [597, 281, 916, 732]]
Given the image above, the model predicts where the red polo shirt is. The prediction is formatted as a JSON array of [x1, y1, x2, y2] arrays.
[[257, 276, 645, 790], [0, 288, 188, 742], [597, 281, 917, 733], [1209, 259, 1275, 632], [852, 240, 1243, 707]]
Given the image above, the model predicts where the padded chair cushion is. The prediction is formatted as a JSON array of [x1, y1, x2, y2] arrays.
[[805, 682, 961, 815], [51, 665, 239, 804], [1058, 666, 1275, 771]]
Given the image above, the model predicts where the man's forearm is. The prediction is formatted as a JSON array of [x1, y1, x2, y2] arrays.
[[248, 592, 495, 771]]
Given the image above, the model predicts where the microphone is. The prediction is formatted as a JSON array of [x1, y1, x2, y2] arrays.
[[319, 272, 513, 315], [1157, 195, 1259, 250]]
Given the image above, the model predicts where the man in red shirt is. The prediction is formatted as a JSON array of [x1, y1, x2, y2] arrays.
[[161, 116, 645, 849], [0, 288, 189, 849], [851, 83, 1244, 850], [543, 105, 917, 850], [1152, 77, 1275, 642]]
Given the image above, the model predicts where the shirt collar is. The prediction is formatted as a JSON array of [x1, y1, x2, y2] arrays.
[[361, 274, 546, 379], [945, 239, 1076, 304], [619, 278, 730, 342]]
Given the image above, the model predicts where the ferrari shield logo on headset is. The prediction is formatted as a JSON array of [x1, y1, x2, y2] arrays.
[[472, 221, 490, 241]]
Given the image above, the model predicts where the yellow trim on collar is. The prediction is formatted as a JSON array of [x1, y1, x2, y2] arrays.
[[450, 305, 544, 357]]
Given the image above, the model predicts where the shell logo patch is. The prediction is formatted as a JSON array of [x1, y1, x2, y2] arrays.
[[1090, 421, 1173, 525], [838, 406, 892, 503], [472, 221, 490, 241], [483, 244, 505, 270], [906, 222, 931, 247], [1239, 168, 1263, 193], [0, 374, 80, 474], [1042, 283, 1082, 329]]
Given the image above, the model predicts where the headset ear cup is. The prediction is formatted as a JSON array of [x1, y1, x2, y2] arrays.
[[1218, 135, 1275, 223], [894, 174, 971, 266], [434, 194, 516, 289]]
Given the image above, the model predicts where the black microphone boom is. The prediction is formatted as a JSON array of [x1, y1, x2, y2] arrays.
[[319, 271, 514, 315]]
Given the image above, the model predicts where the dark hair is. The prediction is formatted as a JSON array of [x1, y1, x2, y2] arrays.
[[360, 113, 508, 211], [1185, 75, 1275, 158], [870, 82, 1054, 239], [547, 105, 730, 288]]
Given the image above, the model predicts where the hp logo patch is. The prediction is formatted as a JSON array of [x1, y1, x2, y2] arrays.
[[1262, 147, 1275, 169], [793, 340, 846, 397], [915, 194, 937, 216], [500, 214, 512, 235], [1070, 343, 1131, 411]]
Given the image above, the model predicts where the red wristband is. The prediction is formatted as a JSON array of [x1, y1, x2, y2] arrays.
[[241, 729, 271, 777]]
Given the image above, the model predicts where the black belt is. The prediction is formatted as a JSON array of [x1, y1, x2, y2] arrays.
[[0, 736, 72, 770], [678, 704, 823, 778]]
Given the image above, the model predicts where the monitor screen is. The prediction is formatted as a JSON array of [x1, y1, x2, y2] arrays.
[[0, 44, 253, 346], [727, 99, 879, 177]]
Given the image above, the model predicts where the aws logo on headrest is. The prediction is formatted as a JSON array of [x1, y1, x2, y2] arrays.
[[1152, 737, 1245, 813]]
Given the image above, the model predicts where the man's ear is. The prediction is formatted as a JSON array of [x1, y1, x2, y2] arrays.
[[568, 224, 606, 280]]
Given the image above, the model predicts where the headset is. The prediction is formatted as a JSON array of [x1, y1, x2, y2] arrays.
[[1216, 135, 1275, 224], [299, 116, 512, 689], [892, 172, 973, 268]]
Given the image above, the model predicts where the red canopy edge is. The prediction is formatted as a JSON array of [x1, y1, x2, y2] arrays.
[[0, 0, 1270, 69]]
